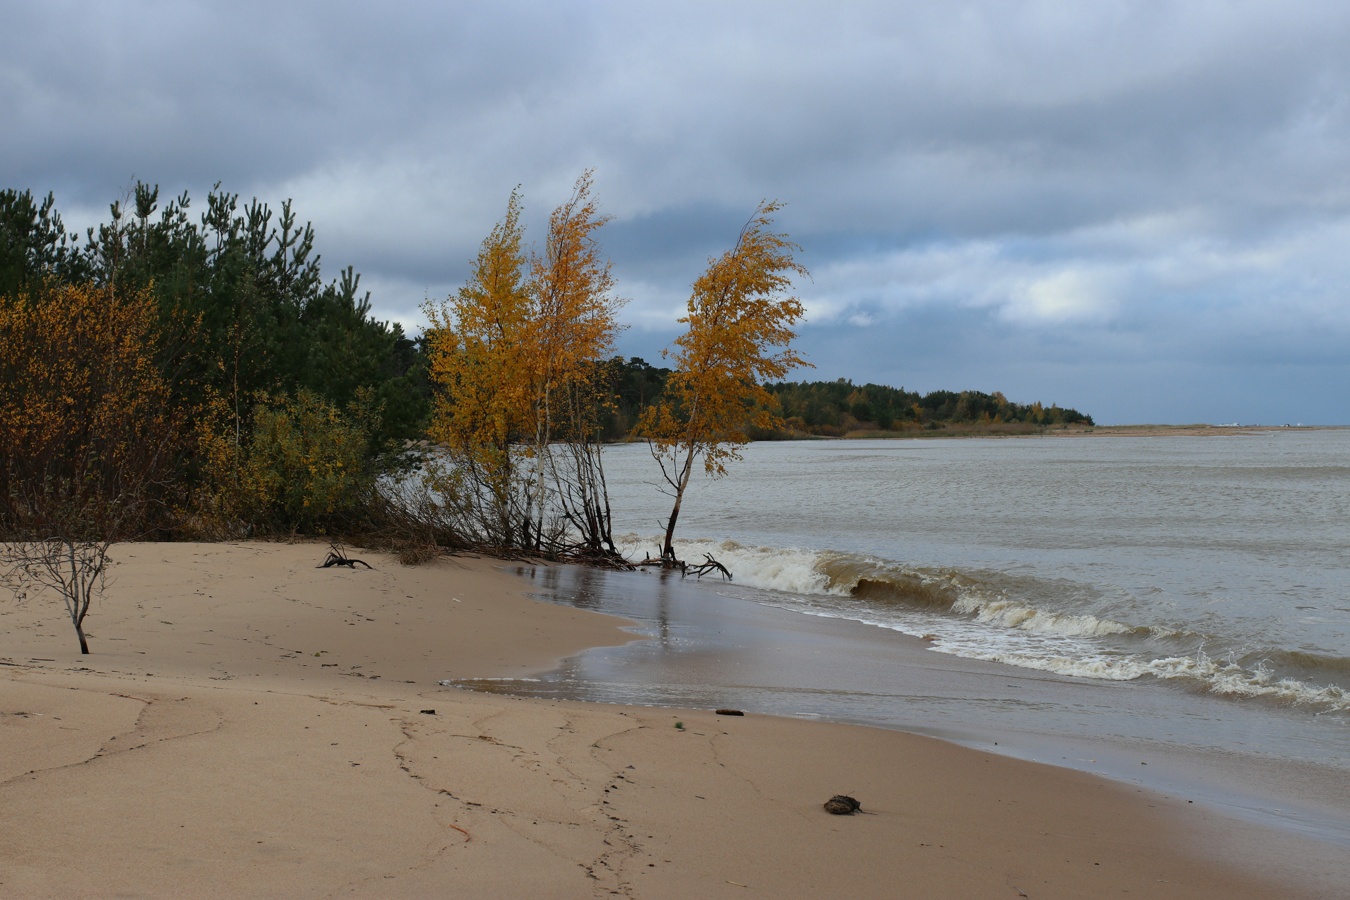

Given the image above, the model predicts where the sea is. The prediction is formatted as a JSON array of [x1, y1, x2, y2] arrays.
[[450, 430, 1350, 845]]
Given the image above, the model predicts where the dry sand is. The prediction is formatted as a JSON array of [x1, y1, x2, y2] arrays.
[[1, 541, 1342, 898]]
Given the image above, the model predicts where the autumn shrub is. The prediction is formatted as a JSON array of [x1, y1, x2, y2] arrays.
[[236, 388, 381, 534], [0, 280, 187, 539], [347, 465, 473, 563]]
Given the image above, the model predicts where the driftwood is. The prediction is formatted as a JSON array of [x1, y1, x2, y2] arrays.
[[688, 553, 732, 580], [317, 544, 373, 570], [636, 551, 733, 581]]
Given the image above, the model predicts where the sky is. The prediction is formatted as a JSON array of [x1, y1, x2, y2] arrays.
[[4, 1, 1348, 425]]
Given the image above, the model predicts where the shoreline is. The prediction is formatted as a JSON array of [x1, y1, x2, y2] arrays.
[[3, 541, 1345, 897], [484, 561, 1350, 848], [640, 423, 1348, 443], [834, 424, 1344, 439]]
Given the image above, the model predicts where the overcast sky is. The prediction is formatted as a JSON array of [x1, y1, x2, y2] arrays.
[[5, 1, 1349, 424]]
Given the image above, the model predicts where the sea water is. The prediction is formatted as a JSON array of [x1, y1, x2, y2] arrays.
[[452, 431, 1350, 842], [610, 431, 1350, 713]]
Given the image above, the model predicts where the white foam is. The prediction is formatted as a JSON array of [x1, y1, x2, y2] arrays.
[[952, 594, 1136, 638], [929, 642, 1350, 711], [618, 535, 836, 596], [1168, 654, 1350, 711]]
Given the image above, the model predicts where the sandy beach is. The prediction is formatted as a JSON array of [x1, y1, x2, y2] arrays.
[[1, 542, 1343, 898]]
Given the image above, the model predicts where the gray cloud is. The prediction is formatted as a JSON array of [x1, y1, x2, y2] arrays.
[[5, 1, 1349, 422]]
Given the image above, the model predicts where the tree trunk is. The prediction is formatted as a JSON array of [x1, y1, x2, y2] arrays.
[[660, 449, 697, 561], [661, 501, 682, 561]]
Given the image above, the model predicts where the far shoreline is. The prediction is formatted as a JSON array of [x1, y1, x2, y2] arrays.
[[745, 423, 1347, 440]]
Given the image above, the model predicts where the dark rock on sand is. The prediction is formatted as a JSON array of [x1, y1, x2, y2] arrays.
[[824, 794, 861, 815]]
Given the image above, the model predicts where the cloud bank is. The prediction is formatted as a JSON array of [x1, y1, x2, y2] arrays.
[[5, 1, 1349, 423]]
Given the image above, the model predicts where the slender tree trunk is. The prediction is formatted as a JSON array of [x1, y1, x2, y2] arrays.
[[661, 503, 682, 561], [594, 444, 618, 555], [67, 543, 95, 654], [661, 448, 697, 561]]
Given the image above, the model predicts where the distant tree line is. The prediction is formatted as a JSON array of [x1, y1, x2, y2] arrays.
[[1, 184, 1092, 545], [764, 379, 1094, 434], [594, 360, 1094, 437]]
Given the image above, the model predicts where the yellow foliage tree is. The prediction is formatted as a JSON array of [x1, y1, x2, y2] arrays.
[[637, 201, 810, 562], [527, 171, 622, 551], [0, 281, 185, 652], [423, 188, 534, 545], [423, 172, 623, 551]]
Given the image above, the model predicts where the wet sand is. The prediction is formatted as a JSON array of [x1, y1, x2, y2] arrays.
[[489, 563, 1350, 848], [1, 542, 1343, 897]]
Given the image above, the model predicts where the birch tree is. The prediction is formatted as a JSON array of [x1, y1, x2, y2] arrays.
[[422, 172, 624, 553], [637, 201, 810, 562], [423, 189, 534, 546], [528, 171, 623, 554]]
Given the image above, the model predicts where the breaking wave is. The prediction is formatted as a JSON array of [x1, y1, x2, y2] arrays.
[[616, 534, 1350, 715]]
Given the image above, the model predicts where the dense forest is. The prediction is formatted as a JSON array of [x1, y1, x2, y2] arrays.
[[1, 184, 429, 549], [0, 185, 428, 446]]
